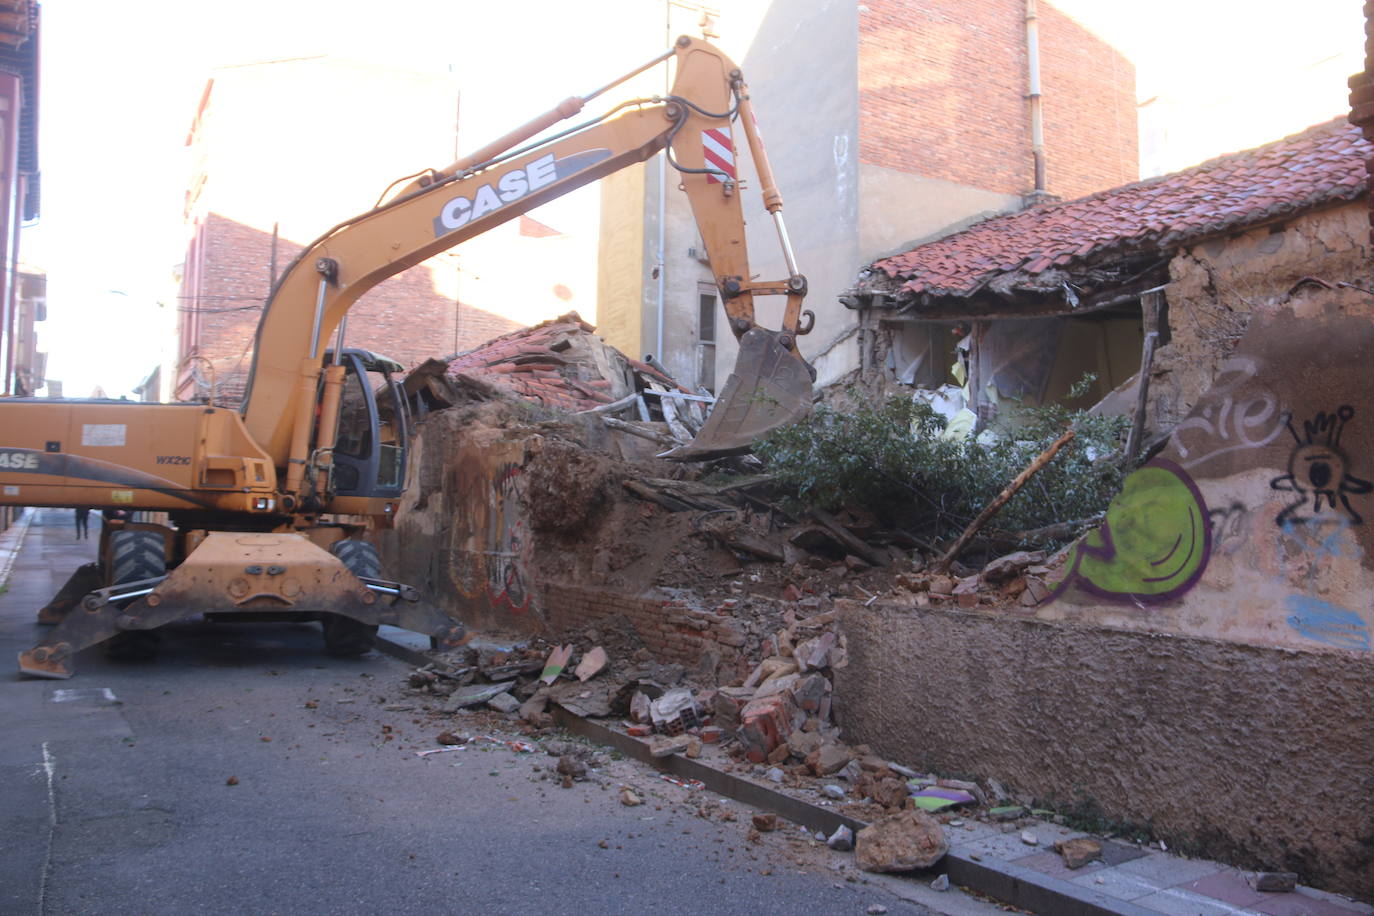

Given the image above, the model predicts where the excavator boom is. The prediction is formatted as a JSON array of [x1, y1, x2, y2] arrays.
[[243, 35, 814, 479]]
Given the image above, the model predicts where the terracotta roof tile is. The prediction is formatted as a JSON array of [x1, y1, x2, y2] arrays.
[[870, 118, 1368, 302]]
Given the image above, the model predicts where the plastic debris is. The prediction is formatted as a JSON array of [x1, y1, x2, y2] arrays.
[[909, 787, 976, 811]]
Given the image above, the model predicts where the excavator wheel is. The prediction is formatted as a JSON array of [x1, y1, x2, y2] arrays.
[[103, 530, 166, 662], [320, 539, 381, 657]]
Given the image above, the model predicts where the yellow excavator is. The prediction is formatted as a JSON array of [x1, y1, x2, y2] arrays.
[[3, 36, 816, 678]]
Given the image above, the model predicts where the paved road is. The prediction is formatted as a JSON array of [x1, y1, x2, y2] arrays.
[[0, 509, 997, 916]]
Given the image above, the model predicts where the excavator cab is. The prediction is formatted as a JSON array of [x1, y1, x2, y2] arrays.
[[327, 348, 409, 500]]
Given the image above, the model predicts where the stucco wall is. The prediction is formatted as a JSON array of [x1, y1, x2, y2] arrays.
[[1051, 307, 1374, 653], [1151, 203, 1373, 432], [834, 601, 1374, 899], [858, 164, 1020, 259]]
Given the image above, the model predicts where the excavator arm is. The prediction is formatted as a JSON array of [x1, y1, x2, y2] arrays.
[[241, 35, 814, 505]]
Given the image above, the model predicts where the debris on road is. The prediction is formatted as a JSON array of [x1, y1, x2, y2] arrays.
[[855, 809, 949, 872]]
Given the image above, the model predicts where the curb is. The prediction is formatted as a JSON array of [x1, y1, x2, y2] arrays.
[[375, 633, 1155, 915], [0, 507, 33, 589]]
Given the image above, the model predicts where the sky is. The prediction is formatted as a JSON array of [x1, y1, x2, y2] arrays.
[[24, 0, 1364, 398]]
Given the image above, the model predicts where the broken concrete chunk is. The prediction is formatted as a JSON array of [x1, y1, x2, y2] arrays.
[[810, 743, 854, 777], [650, 735, 692, 758], [981, 550, 1047, 584], [1023, 575, 1053, 604], [446, 682, 515, 708], [1020, 830, 1038, 846], [546, 679, 619, 718], [930, 874, 950, 891], [794, 631, 838, 671], [629, 690, 651, 723], [752, 672, 801, 701], [856, 809, 949, 872], [713, 689, 750, 732], [556, 755, 587, 780], [1054, 836, 1102, 869], [827, 824, 855, 851], [929, 576, 956, 596], [951, 575, 981, 595], [486, 692, 520, 714], [574, 646, 608, 681], [518, 691, 550, 724], [619, 788, 643, 807], [787, 729, 824, 760]]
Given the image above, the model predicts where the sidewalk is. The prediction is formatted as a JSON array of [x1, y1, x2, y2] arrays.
[[0, 506, 33, 588], [941, 818, 1373, 916]]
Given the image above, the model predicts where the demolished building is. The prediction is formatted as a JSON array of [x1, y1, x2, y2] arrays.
[[831, 116, 1374, 898], [843, 117, 1369, 445], [378, 118, 1374, 900]]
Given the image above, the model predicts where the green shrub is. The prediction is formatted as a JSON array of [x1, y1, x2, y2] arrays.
[[754, 384, 1128, 544]]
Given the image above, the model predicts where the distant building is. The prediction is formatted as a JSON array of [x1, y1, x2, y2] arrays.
[[0, 0, 38, 536], [0, 0, 39, 399], [177, 56, 593, 404], [597, 0, 1137, 391]]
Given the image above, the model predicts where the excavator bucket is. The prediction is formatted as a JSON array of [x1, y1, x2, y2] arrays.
[[661, 327, 815, 461]]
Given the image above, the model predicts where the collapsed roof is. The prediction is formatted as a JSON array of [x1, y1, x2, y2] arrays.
[[853, 118, 1368, 319]]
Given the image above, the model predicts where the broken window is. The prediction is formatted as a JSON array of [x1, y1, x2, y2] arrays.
[[697, 283, 717, 392]]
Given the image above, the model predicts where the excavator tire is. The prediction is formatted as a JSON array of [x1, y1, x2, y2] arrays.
[[320, 539, 380, 657], [104, 529, 166, 662]]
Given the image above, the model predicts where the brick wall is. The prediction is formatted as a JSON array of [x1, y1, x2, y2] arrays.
[[858, 0, 1136, 200], [177, 212, 521, 401], [542, 583, 750, 683]]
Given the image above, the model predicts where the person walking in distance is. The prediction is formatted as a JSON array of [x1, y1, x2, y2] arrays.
[[74, 507, 91, 539]]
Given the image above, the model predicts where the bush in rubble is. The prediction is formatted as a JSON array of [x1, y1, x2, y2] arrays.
[[753, 384, 1128, 543]]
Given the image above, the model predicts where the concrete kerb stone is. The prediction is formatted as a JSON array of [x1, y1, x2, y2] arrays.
[[0, 507, 34, 589]]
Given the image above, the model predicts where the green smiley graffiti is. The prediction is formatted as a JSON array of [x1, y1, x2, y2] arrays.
[[1057, 460, 1211, 602]]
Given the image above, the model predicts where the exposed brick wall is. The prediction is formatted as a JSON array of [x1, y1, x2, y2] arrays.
[[177, 212, 521, 401], [858, 0, 1136, 200], [542, 583, 749, 682], [175, 57, 532, 402]]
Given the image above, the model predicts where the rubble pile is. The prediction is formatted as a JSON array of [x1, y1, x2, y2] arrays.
[[385, 309, 1122, 876]]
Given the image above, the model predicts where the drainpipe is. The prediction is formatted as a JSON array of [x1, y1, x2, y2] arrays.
[[1026, 0, 1046, 196]]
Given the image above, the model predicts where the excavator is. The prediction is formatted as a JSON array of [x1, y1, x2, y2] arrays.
[[3, 36, 816, 678]]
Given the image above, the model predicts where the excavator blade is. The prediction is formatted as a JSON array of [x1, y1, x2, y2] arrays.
[[661, 327, 814, 461]]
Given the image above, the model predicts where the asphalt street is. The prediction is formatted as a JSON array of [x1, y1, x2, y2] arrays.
[[0, 510, 1005, 916]]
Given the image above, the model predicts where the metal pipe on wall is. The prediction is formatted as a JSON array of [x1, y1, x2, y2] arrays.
[[1026, 0, 1046, 194]]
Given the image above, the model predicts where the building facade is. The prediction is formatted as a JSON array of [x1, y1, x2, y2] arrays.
[[177, 56, 593, 404], [597, 0, 1136, 392]]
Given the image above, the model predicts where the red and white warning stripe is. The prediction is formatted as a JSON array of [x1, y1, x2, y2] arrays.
[[702, 127, 735, 184]]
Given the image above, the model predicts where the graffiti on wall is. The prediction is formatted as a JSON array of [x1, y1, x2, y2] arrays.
[[1174, 356, 1291, 471], [1285, 594, 1371, 651], [450, 455, 532, 615], [1207, 501, 1251, 554], [1270, 406, 1372, 526], [1277, 514, 1370, 650], [1054, 459, 1211, 604]]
